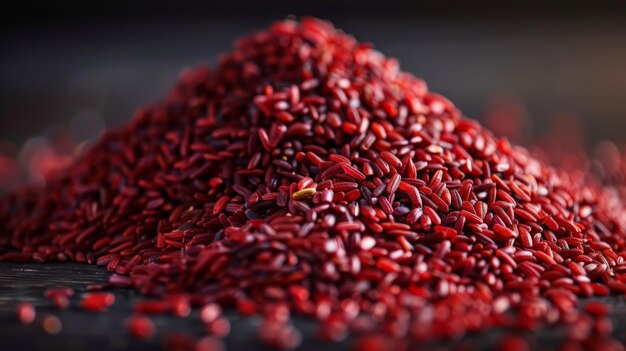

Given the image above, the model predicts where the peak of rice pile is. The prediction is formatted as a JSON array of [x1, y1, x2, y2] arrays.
[[2, 18, 626, 347]]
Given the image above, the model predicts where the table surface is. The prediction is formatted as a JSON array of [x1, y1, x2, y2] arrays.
[[1, 262, 625, 350]]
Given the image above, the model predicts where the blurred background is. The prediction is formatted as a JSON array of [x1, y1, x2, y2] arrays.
[[1, 0, 626, 190]]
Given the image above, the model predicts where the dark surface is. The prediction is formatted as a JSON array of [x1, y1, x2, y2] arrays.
[[0, 262, 290, 351], [1, 262, 626, 350]]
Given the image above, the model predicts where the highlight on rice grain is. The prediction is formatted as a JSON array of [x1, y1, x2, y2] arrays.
[[1, 17, 626, 350]]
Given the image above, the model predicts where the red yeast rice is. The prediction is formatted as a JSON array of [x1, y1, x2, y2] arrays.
[[16, 302, 36, 325], [41, 314, 63, 335], [81, 293, 115, 313], [127, 315, 156, 340], [1, 17, 626, 349], [44, 288, 73, 310]]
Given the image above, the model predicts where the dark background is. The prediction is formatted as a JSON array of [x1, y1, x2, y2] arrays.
[[1, 0, 626, 149]]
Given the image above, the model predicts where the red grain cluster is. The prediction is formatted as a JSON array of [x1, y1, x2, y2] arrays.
[[2, 18, 626, 349]]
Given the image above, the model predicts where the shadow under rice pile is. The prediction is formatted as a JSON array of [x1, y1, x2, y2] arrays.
[[2, 18, 626, 350]]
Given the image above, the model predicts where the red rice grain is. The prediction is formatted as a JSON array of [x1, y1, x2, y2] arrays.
[[41, 314, 62, 335], [0, 17, 625, 349], [81, 293, 115, 313], [127, 315, 156, 340], [16, 302, 36, 325]]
